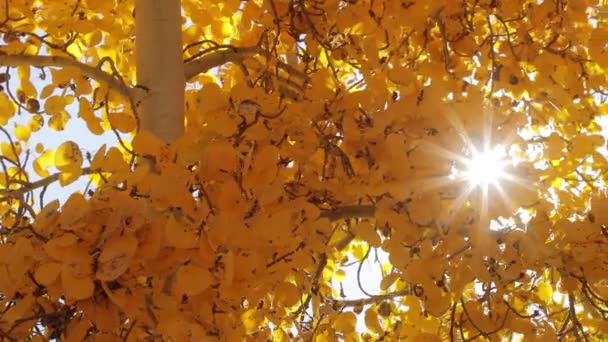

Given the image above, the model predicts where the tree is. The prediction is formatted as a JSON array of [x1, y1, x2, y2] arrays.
[[1, 0, 608, 340]]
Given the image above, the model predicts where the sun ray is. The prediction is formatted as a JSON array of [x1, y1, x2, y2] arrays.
[[418, 139, 471, 165], [501, 172, 537, 190], [438, 180, 477, 229], [440, 105, 479, 149], [491, 182, 520, 217]]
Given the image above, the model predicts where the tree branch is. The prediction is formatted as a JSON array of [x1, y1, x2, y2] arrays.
[[320, 205, 376, 221], [332, 288, 412, 307], [184, 45, 310, 83], [0, 167, 94, 199], [0, 54, 132, 98]]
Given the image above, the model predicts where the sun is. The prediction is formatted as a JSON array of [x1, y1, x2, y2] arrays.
[[463, 145, 508, 186]]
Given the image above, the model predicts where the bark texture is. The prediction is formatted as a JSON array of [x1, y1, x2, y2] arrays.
[[134, 0, 185, 143]]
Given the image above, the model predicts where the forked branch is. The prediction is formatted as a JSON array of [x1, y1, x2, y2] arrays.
[[0, 167, 94, 200], [0, 54, 131, 98], [184, 45, 310, 82], [1, 45, 309, 103]]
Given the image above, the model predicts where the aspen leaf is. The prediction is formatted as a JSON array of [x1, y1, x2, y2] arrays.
[[45, 233, 79, 260], [241, 309, 263, 334], [90, 144, 107, 169], [408, 201, 433, 226], [333, 311, 357, 333], [104, 147, 129, 173], [65, 319, 90, 342], [274, 281, 300, 308], [14, 124, 30, 142], [244, 144, 279, 190], [63, 245, 93, 278], [3, 295, 34, 325], [199, 83, 228, 113], [55, 141, 83, 172], [79, 98, 104, 135], [1, 1, 607, 339], [0, 92, 16, 125], [536, 282, 553, 304], [380, 272, 399, 291], [570, 134, 605, 159], [309, 68, 335, 99], [60, 193, 88, 227], [164, 216, 198, 249], [199, 140, 238, 181], [133, 130, 164, 156], [48, 111, 71, 131], [40, 84, 55, 99], [44, 95, 71, 116], [354, 221, 381, 247], [413, 333, 442, 342], [1, 141, 20, 163], [96, 234, 138, 281], [59, 167, 83, 186], [174, 264, 213, 296], [62, 266, 94, 301], [108, 112, 136, 133], [137, 224, 162, 260], [364, 307, 384, 334]]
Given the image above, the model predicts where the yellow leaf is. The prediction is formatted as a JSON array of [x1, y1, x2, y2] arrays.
[[334, 269, 346, 282], [274, 281, 300, 308], [408, 193, 440, 226], [133, 130, 164, 156], [40, 84, 55, 99], [174, 264, 213, 297], [96, 234, 138, 281], [380, 272, 399, 291], [198, 83, 228, 113], [351, 242, 368, 260], [44, 95, 68, 115], [165, 216, 198, 249], [62, 267, 94, 301], [105, 147, 129, 173], [55, 141, 83, 172], [14, 124, 30, 142], [333, 311, 357, 333], [1, 141, 20, 163], [79, 98, 103, 135], [3, 295, 35, 325], [413, 333, 442, 342], [108, 111, 136, 133], [59, 167, 84, 186], [354, 221, 381, 247], [49, 110, 71, 131], [33, 148, 55, 177], [364, 307, 384, 334], [0, 91, 16, 125], [536, 282, 553, 304], [90, 144, 107, 170], [44, 233, 79, 260], [28, 114, 44, 132], [241, 308, 263, 334], [199, 140, 238, 181], [65, 319, 90, 342], [34, 262, 63, 286]]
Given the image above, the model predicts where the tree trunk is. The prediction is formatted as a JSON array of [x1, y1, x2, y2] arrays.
[[134, 0, 184, 143]]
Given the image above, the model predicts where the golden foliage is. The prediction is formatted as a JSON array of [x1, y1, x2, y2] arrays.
[[1, 0, 608, 341]]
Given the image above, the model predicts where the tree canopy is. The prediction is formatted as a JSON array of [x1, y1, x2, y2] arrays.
[[1, 0, 608, 340]]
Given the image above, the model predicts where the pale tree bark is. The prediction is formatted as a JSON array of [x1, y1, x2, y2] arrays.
[[134, 0, 185, 143]]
